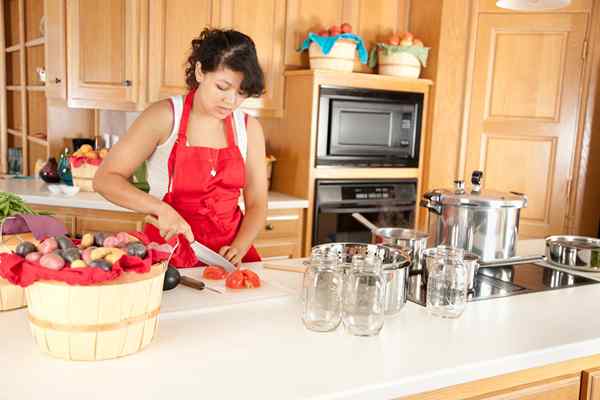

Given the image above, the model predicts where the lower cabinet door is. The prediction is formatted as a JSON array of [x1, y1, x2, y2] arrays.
[[582, 368, 600, 400], [76, 213, 144, 235], [476, 375, 581, 400], [254, 240, 298, 260]]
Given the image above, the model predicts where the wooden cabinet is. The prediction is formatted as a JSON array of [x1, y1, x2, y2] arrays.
[[148, 0, 285, 117], [66, 0, 144, 110], [45, 0, 67, 100], [26, 204, 304, 259], [582, 368, 600, 400], [284, 0, 409, 72], [463, 12, 588, 238], [474, 375, 581, 400], [148, 0, 216, 102], [254, 208, 304, 260]]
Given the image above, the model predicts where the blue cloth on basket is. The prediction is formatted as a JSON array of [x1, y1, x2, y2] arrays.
[[299, 33, 368, 65]]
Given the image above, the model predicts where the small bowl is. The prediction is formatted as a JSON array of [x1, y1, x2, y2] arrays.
[[60, 185, 80, 196], [47, 184, 63, 194]]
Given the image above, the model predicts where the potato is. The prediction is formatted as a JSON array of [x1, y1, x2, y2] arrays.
[[25, 251, 42, 263], [15, 241, 37, 257], [80, 233, 94, 249], [116, 232, 133, 245], [39, 253, 65, 270], [103, 235, 120, 248], [38, 238, 58, 254], [70, 260, 87, 269], [106, 250, 125, 265], [82, 247, 96, 264], [91, 247, 112, 261], [55, 235, 75, 250]]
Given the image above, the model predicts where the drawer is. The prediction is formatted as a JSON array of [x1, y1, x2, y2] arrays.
[[256, 209, 302, 241], [255, 240, 299, 260], [76, 215, 143, 235]]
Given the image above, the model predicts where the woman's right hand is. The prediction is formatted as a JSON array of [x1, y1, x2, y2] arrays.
[[154, 203, 194, 243]]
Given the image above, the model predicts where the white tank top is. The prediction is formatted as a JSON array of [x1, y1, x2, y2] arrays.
[[146, 95, 249, 199]]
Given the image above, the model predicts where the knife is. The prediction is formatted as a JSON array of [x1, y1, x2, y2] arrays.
[[180, 276, 224, 294], [144, 215, 236, 272]]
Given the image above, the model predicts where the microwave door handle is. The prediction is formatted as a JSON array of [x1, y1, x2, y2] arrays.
[[319, 205, 415, 214]]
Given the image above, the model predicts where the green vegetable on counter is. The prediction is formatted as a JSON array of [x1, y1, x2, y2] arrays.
[[0, 192, 40, 220]]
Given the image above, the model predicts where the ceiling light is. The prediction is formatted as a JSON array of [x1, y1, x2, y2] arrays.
[[496, 0, 571, 10]]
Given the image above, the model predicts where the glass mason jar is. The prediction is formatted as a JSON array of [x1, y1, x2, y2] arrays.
[[302, 250, 343, 332], [426, 246, 467, 318], [342, 254, 386, 336]]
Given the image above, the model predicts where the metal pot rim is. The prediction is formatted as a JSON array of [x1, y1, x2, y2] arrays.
[[373, 227, 429, 241]]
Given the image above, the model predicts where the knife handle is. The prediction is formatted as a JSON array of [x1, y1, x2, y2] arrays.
[[180, 276, 205, 291]]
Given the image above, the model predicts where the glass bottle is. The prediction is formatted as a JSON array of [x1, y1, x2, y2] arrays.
[[57, 147, 73, 186], [426, 246, 467, 318], [342, 254, 385, 336], [302, 250, 343, 332]]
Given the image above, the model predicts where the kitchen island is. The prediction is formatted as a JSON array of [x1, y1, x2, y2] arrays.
[[2, 241, 600, 399]]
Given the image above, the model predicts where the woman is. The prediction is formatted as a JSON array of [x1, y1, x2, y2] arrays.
[[94, 28, 268, 266]]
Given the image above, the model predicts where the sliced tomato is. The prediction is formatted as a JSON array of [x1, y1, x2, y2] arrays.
[[242, 269, 261, 288], [202, 265, 227, 280], [225, 269, 261, 289]]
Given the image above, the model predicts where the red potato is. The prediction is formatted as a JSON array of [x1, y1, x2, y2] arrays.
[[25, 251, 42, 263], [116, 232, 131, 246], [329, 25, 341, 36], [340, 22, 352, 33], [103, 235, 120, 248], [38, 237, 58, 254], [39, 253, 65, 270]]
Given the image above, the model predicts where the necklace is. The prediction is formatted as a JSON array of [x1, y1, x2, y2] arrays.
[[208, 148, 219, 177]]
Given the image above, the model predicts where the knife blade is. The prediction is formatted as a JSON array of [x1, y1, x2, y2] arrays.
[[144, 215, 236, 272]]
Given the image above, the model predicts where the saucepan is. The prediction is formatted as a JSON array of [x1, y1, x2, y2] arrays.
[[351, 213, 429, 274], [545, 235, 600, 272]]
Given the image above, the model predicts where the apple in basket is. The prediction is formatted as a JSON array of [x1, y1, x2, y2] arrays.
[[400, 32, 414, 47]]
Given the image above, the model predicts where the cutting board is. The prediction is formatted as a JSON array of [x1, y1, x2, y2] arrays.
[[160, 263, 294, 314]]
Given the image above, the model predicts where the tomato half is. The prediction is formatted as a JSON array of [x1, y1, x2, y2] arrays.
[[202, 265, 227, 280], [225, 269, 261, 289]]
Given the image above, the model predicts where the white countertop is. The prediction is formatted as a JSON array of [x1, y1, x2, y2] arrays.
[[0, 177, 309, 211], [2, 240, 600, 399]]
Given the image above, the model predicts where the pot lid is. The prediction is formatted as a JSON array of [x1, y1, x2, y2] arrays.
[[424, 171, 528, 209]]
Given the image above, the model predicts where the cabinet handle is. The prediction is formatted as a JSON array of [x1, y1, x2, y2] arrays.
[[54, 78, 61, 84], [265, 223, 274, 231], [123, 80, 132, 86]]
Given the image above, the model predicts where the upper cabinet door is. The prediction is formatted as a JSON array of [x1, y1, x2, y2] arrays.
[[216, 0, 285, 117], [66, 0, 141, 110], [464, 13, 588, 238], [148, 0, 216, 102], [45, 0, 67, 100]]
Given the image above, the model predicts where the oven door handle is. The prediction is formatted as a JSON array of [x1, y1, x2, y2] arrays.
[[319, 205, 415, 214]]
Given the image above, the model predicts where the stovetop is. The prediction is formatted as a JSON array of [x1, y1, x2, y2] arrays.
[[408, 263, 600, 306]]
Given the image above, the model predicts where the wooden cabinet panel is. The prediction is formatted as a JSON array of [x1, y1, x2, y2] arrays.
[[67, 0, 141, 110], [76, 214, 143, 235], [463, 13, 587, 238], [256, 208, 302, 241], [582, 368, 600, 400], [473, 375, 580, 400], [217, 0, 285, 116], [254, 240, 299, 260], [148, 0, 216, 102], [44, 0, 67, 100]]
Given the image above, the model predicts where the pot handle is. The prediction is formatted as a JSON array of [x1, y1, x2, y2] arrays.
[[510, 191, 528, 208], [420, 199, 442, 215]]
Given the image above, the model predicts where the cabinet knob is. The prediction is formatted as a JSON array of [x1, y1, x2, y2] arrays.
[[54, 78, 61, 84], [123, 80, 132, 86], [265, 223, 274, 231]]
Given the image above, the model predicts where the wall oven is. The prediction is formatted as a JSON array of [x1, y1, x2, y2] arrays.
[[313, 179, 417, 245], [316, 86, 423, 167]]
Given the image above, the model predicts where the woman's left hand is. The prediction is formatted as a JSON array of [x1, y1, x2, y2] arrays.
[[219, 246, 243, 266]]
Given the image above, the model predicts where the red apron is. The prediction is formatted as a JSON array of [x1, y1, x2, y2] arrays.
[[144, 90, 261, 266]]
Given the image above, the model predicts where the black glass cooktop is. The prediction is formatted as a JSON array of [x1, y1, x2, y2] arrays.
[[408, 263, 599, 306]]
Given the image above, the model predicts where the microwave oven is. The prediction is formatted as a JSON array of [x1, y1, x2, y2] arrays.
[[316, 86, 423, 167]]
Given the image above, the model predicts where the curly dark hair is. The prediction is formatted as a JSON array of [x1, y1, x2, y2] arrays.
[[185, 28, 265, 98]]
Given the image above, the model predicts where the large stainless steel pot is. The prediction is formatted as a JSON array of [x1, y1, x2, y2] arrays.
[[545, 235, 600, 272], [311, 243, 411, 315], [420, 171, 528, 262], [371, 228, 428, 273]]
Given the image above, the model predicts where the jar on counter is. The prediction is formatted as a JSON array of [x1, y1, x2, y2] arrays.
[[342, 255, 386, 336], [426, 246, 467, 318], [302, 250, 343, 332]]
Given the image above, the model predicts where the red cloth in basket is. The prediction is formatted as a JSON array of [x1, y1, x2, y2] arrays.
[[0, 249, 168, 288], [69, 156, 102, 168]]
